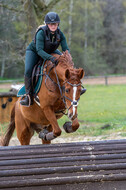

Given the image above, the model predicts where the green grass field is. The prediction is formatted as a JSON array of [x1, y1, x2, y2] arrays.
[[0, 84, 126, 139], [58, 84, 126, 138]]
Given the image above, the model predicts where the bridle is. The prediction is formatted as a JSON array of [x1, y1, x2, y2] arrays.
[[43, 61, 82, 113], [54, 66, 82, 112], [62, 81, 81, 111]]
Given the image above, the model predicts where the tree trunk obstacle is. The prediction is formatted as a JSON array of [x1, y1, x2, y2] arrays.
[[0, 139, 126, 189]]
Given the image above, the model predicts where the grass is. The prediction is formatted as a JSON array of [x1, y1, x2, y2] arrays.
[[0, 123, 8, 136], [0, 84, 126, 139], [58, 84, 126, 138], [0, 77, 23, 81], [0, 89, 10, 92]]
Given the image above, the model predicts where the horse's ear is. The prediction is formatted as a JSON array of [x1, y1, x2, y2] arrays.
[[65, 69, 70, 79], [79, 68, 84, 79]]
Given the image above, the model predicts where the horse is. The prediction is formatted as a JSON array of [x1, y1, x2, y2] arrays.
[[1, 50, 84, 146]]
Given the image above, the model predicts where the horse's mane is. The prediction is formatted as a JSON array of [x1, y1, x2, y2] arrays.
[[53, 50, 74, 69], [53, 51, 82, 82]]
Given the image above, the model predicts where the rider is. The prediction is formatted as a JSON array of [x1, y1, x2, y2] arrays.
[[20, 12, 86, 107]]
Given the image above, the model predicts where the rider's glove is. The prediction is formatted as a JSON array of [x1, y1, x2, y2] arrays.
[[50, 57, 58, 66]]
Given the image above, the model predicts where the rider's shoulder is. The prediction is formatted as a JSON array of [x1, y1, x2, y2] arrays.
[[36, 27, 45, 38], [36, 25, 46, 34], [60, 30, 66, 39]]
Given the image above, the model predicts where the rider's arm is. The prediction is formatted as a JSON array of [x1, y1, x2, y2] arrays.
[[60, 31, 70, 52], [36, 30, 53, 60]]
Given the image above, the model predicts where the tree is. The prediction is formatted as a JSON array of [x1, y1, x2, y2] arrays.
[[102, 0, 126, 74], [1, 0, 126, 78], [0, 0, 61, 78]]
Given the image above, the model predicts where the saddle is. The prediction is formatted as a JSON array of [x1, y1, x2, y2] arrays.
[[32, 58, 43, 91], [17, 59, 44, 98]]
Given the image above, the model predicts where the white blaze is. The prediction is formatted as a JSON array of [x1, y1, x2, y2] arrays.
[[73, 86, 77, 116]]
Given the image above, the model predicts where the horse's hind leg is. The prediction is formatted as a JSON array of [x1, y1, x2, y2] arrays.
[[20, 126, 34, 145], [15, 110, 34, 145]]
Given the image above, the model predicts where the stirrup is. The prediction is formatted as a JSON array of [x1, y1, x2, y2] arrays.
[[20, 94, 33, 107]]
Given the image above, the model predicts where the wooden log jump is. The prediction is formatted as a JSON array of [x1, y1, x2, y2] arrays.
[[0, 139, 126, 189]]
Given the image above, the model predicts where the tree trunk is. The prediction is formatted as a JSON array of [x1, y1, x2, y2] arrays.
[[24, 0, 37, 43], [94, 0, 98, 65], [68, 0, 73, 48], [1, 56, 5, 78], [84, 0, 88, 64]]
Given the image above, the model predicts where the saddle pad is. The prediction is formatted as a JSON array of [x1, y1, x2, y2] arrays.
[[17, 63, 44, 97]]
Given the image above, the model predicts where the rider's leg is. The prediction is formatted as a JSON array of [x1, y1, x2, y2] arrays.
[[20, 50, 39, 106], [20, 76, 33, 106], [80, 87, 87, 95]]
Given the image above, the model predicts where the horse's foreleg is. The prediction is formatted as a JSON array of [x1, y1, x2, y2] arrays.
[[63, 118, 79, 133], [41, 125, 52, 144], [42, 139, 51, 144], [71, 118, 79, 131], [42, 106, 62, 141]]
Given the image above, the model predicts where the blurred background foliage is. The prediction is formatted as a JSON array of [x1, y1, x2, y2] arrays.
[[0, 0, 126, 78]]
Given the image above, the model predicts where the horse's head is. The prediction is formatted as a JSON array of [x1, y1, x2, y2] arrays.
[[54, 51, 84, 120], [63, 68, 84, 120]]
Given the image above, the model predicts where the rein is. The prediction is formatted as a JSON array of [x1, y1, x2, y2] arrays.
[[44, 61, 58, 92]]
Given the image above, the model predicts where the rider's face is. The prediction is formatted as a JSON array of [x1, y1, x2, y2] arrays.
[[47, 23, 58, 32]]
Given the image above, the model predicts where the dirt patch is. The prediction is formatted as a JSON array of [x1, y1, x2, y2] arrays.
[[0, 84, 12, 90], [0, 76, 126, 90], [1, 133, 125, 146], [84, 76, 126, 85]]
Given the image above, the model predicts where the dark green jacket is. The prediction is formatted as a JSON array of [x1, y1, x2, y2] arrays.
[[27, 29, 69, 60]]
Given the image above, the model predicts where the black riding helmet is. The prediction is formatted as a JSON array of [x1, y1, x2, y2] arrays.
[[44, 12, 60, 24]]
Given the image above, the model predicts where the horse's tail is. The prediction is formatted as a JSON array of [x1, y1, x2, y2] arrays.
[[1, 103, 16, 146]]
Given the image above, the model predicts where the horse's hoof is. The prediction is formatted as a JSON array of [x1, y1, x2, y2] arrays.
[[39, 132, 46, 140], [39, 128, 48, 140], [63, 121, 72, 133]]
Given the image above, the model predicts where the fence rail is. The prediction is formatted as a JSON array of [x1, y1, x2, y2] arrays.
[[1, 139, 126, 189], [0, 75, 126, 86], [0, 79, 24, 84], [84, 75, 126, 85]]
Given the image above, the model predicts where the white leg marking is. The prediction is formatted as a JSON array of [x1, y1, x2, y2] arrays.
[[73, 86, 77, 116]]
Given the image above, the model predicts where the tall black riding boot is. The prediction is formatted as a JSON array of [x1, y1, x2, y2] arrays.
[[80, 88, 87, 95], [20, 76, 33, 107]]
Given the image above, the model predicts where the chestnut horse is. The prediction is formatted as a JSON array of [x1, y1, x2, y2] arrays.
[[2, 51, 84, 146]]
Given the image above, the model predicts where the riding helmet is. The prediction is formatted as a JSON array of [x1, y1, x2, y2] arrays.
[[44, 12, 60, 24]]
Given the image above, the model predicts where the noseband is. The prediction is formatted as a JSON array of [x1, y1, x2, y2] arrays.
[[62, 81, 81, 111]]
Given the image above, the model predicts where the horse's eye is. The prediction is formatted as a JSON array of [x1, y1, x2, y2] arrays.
[[65, 88, 69, 93]]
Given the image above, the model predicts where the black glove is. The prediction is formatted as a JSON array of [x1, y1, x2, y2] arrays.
[[50, 57, 58, 65]]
